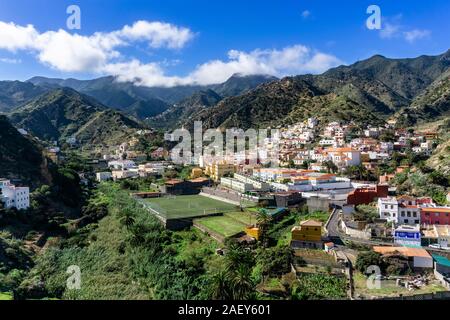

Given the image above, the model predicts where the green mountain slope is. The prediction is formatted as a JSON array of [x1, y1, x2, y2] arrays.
[[0, 115, 53, 187], [189, 50, 450, 130], [8, 88, 142, 146], [27, 74, 278, 120], [397, 69, 450, 125], [0, 81, 47, 113], [148, 89, 223, 129]]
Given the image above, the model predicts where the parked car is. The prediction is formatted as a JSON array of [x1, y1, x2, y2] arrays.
[[429, 244, 450, 251]]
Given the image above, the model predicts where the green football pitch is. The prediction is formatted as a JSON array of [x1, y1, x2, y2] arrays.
[[142, 195, 238, 219], [195, 215, 247, 238]]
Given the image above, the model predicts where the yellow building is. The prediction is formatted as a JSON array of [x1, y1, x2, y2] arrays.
[[291, 220, 323, 249], [245, 225, 261, 240], [204, 162, 236, 182], [191, 167, 203, 179]]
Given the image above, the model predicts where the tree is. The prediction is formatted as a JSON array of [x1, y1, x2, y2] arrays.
[[230, 265, 255, 300], [355, 251, 382, 274], [354, 205, 378, 222], [208, 270, 232, 300], [323, 160, 338, 174], [225, 243, 255, 272], [256, 209, 272, 246], [257, 245, 293, 280], [119, 211, 136, 230]]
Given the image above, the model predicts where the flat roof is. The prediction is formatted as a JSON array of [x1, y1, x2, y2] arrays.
[[300, 219, 323, 227]]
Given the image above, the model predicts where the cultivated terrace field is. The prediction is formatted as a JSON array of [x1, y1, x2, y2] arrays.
[[1, 182, 354, 300]]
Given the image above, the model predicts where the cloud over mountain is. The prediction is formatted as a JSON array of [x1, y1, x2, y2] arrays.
[[0, 20, 341, 87]]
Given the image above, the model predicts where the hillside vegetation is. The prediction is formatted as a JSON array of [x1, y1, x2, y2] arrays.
[[186, 50, 450, 130], [9, 88, 142, 147]]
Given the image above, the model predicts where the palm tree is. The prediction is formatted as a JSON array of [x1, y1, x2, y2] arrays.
[[119, 211, 136, 229], [209, 270, 232, 300], [256, 209, 272, 246], [230, 265, 255, 300]]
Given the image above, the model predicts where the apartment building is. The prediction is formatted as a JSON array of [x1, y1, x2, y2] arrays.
[[0, 179, 30, 210], [421, 207, 450, 226], [204, 162, 236, 182]]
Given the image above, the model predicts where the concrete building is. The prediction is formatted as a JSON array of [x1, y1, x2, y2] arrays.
[[373, 246, 433, 269], [0, 179, 30, 210], [324, 147, 361, 168], [204, 162, 236, 182], [220, 177, 253, 193], [394, 225, 421, 247], [306, 196, 330, 213], [423, 225, 450, 249], [233, 173, 270, 191], [96, 172, 112, 182], [291, 220, 323, 249], [347, 185, 389, 206], [108, 160, 136, 170], [378, 197, 399, 223], [111, 170, 139, 181], [421, 207, 450, 225]]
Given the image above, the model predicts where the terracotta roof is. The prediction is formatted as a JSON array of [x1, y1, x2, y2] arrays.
[[421, 207, 450, 213], [397, 195, 415, 200], [326, 147, 358, 152], [373, 246, 431, 258], [165, 179, 183, 185], [189, 177, 209, 183]]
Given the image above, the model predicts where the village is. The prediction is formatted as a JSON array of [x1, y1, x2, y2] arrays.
[[2, 117, 450, 300]]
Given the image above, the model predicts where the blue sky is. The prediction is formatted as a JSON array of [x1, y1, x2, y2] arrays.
[[0, 0, 449, 86]]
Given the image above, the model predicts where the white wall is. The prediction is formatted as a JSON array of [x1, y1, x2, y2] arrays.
[[414, 256, 433, 269]]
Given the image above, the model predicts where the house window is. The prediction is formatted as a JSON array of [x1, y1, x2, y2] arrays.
[[401, 212, 405, 217]]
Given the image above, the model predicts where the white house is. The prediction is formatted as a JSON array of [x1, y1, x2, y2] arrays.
[[378, 197, 399, 223], [108, 160, 136, 170], [378, 196, 421, 226], [324, 147, 361, 168], [96, 172, 112, 182], [0, 179, 30, 210]]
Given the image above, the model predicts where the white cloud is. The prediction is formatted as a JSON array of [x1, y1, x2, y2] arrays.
[[379, 22, 400, 39], [0, 22, 38, 51], [0, 57, 21, 64], [301, 10, 311, 19], [378, 15, 431, 43], [117, 21, 194, 49], [0, 20, 194, 73], [0, 21, 342, 87], [99, 45, 342, 87], [403, 29, 431, 43]]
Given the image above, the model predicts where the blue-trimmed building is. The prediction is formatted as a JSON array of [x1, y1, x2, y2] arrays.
[[394, 225, 421, 247]]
